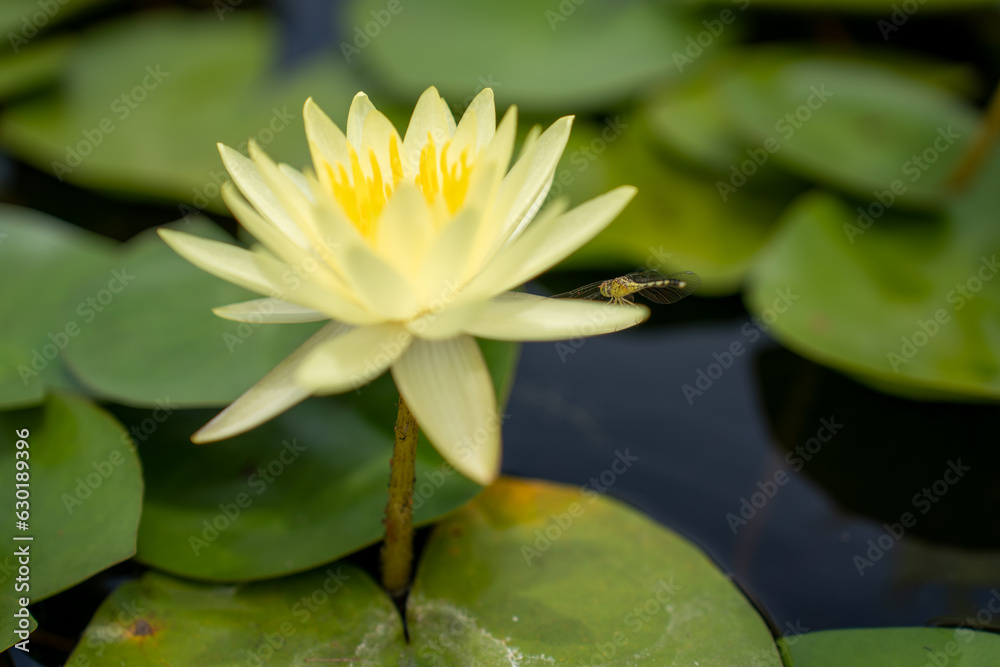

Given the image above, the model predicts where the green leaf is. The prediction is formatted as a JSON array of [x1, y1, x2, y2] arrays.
[[73, 478, 779, 664], [722, 53, 979, 208], [344, 0, 703, 112], [779, 627, 1000, 666], [65, 565, 406, 666], [731, 0, 993, 9], [0, 10, 361, 211], [0, 35, 74, 102], [0, 205, 115, 409], [63, 219, 326, 407], [0, 393, 142, 601], [746, 185, 1000, 401], [408, 477, 781, 665], [557, 123, 792, 295], [0, 0, 116, 38], [133, 337, 515, 581]]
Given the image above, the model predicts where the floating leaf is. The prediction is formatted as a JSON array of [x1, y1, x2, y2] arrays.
[[0, 393, 142, 601], [779, 627, 1000, 666]]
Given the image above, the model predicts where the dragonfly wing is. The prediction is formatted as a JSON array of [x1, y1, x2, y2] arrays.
[[635, 271, 701, 304], [551, 280, 607, 300]]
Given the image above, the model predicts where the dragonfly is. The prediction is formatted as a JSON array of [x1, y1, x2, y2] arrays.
[[552, 270, 700, 306]]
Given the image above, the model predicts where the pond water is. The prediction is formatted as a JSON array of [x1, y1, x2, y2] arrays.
[[504, 283, 1000, 635]]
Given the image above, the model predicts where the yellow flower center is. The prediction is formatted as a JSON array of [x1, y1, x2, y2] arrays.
[[324, 132, 472, 240]]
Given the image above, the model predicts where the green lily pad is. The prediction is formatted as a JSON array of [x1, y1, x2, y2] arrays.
[[63, 218, 328, 407], [0, 10, 360, 212], [0, 0, 115, 39], [0, 392, 142, 601], [0, 35, 74, 102], [408, 477, 781, 665], [722, 53, 979, 209], [732, 0, 993, 9], [0, 204, 115, 409], [345, 0, 702, 112], [779, 627, 1000, 666], [72, 477, 780, 664], [746, 183, 1000, 400], [65, 565, 406, 666], [133, 336, 515, 581], [558, 124, 792, 295]]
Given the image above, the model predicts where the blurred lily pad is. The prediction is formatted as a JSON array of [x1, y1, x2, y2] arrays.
[[746, 172, 1000, 400], [0, 35, 74, 101], [722, 53, 979, 208], [73, 477, 780, 663], [63, 218, 327, 407], [0, 0, 115, 40], [0, 204, 115, 408], [558, 124, 793, 295], [779, 627, 1000, 666], [0, 392, 142, 601], [344, 0, 703, 113], [0, 10, 360, 212]]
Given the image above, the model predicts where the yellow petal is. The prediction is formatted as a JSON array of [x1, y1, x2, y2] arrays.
[[337, 244, 420, 320], [157, 228, 276, 297], [192, 322, 349, 442], [402, 87, 454, 176], [464, 292, 648, 341], [391, 336, 500, 485], [416, 202, 484, 299], [296, 322, 411, 394], [464, 87, 496, 156], [347, 91, 377, 152], [212, 298, 328, 323]]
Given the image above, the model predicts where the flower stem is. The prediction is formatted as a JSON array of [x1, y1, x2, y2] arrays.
[[948, 80, 1000, 192], [382, 395, 417, 599]]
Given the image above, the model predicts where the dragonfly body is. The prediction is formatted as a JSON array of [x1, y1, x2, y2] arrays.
[[555, 270, 700, 306]]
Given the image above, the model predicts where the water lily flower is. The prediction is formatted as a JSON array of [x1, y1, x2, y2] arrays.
[[158, 87, 646, 485]]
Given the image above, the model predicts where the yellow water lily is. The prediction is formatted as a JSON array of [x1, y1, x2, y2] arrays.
[[159, 86, 646, 485]]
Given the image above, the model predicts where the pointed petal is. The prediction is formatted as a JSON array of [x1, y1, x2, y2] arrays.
[[361, 106, 405, 185], [304, 97, 350, 186], [212, 298, 328, 323], [498, 116, 573, 245], [402, 87, 452, 176], [464, 292, 648, 341], [466, 186, 636, 298], [416, 202, 484, 300], [465, 87, 496, 156], [158, 228, 276, 297], [192, 322, 349, 442], [347, 92, 376, 150], [218, 144, 310, 247], [391, 336, 500, 485], [296, 322, 411, 393]]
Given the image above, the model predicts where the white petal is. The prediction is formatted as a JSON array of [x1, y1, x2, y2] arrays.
[[464, 292, 648, 341], [498, 116, 573, 245], [466, 186, 636, 298], [416, 203, 483, 300], [218, 144, 310, 247], [391, 336, 500, 485], [304, 97, 350, 185], [464, 87, 496, 156], [213, 298, 328, 323], [296, 322, 411, 393], [192, 322, 349, 442], [347, 92, 376, 151], [158, 228, 276, 297]]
